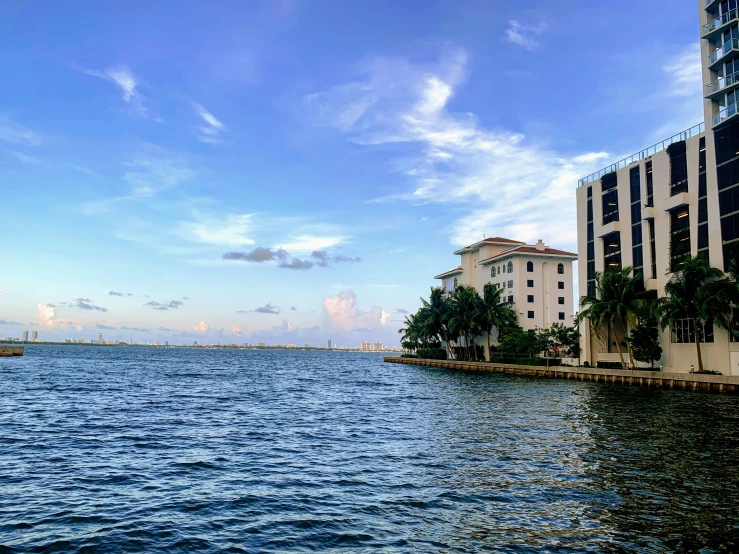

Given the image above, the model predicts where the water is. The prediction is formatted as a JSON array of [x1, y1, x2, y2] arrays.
[[2, 346, 739, 552]]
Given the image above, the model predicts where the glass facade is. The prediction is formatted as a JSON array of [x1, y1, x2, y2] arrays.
[[603, 232, 622, 271], [668, 141, 689, 196], [629, 166, 644, 284], [586, 187, 596, 297], [698, 137, 710, 259], [670, 207, 691, 271]]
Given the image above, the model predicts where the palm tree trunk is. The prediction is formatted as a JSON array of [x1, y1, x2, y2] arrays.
[[694, 319, 705, 373], [487, 329, 492, 362], [610, 316, 627, 371], [623, 316, 635, 368]]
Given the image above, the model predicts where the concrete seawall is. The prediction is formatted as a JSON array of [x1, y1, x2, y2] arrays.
[[0, 345, 24, 357], [384, 356, 739, 394]]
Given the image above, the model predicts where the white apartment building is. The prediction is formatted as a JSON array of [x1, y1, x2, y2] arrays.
[[575, 1, 739, 374], [434, 237, 576, 338]]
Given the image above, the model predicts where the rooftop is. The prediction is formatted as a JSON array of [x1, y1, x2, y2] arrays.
[[479, 244, 577, 265], [452, 237, 525, 255], [577, 122, 704, 188], [434, 266, 464, 279]]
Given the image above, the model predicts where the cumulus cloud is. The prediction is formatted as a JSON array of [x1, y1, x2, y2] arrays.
[[193, 320, 209, 333], [96, 323, 117, 330], [322, 290, 389, 332], [38, 303, 57, 328], [279, 258, 313, 270], [109, 291, 132, 297], [304, 46, 607, 248], [256, 303, 280, 314], [145, 300, 184, 311], [194, 102, 226, 143], [231, 324, 243, 336]]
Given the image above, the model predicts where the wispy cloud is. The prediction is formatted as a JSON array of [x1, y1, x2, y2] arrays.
[[96, 323, 117, 330], [123, 151, 195, 198], [278, 234, 347, 252], [109, 290, 132, 297], [145, 300, 184, 311], [121, 325, 149, 332], [178, 212, 254, 246], [194, 103, 226, 143], [5, 150, 41, 165], [82, 66, 151, 119], [0, 116, 41, 146], [239, 303, 281, 314], [505, 20, 548, 51], [60, 298, 108, 312], [305, 46, 607, 247], [0, 319, 21, 325], [223, 247, 359, 270]]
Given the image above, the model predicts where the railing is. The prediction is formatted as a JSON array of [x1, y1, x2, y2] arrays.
[[670, 179, 689, 196], [706, 69, 739, 96], [713, 102, 739, 127], [577, 122, 705, 188], [702, 8, 738, 37], [706, 0, 720, 9], [709, 38, 739, 66]]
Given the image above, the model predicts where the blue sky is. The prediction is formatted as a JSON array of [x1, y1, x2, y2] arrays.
[[0, 0, 703, 346]]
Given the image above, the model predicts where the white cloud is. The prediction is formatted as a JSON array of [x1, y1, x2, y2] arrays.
[[306, 47, 607, 248], [83, 66, 150, 118], [193, 320, 209, 333], [178, 212, 255, 246], [322, 290, 389, 332], [278, 234, 347, 252], [663, 45, 702, 98], [505, 20, 548, 51], [194, 102, 226, 143], [0, 116, 41, 146], [38, 303, 57, 328], [231, 324, 243, 336]]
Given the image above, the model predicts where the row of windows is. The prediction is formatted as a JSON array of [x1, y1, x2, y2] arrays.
[[527, 311, 566, 321], [526, 295, 566, 304], [671, 318, 714, 344], [491, 261, 514, 277]]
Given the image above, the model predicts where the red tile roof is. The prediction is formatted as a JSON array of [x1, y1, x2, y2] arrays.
[[479, 245, 577, 264], [453, 237, 525, 254], [434, 267, 464, 279]]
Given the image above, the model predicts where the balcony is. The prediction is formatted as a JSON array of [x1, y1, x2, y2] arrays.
[[709, 38, 739, 70], [712, 102, 739, 128], [702, 9, 738, 39], [705, 0, 720, 11], [706, 70, 739, 98]]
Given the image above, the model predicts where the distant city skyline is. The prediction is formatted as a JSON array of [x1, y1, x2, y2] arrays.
[[0, 0, 703, 347]]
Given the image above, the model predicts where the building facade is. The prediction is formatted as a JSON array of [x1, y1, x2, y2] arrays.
[[434, 237, 576, 340], [575, 1, 739, 374]]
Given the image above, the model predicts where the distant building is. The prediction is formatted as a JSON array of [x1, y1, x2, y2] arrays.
[[258, 342, 265, 347], [328, 339, 332, 349], [164, 341, 169, 347], [97, 333, 103, 341], [31, 330, 38, 341], [22, 331, 28, 342]]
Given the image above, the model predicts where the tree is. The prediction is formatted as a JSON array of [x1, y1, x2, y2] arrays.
[[446, 285, 485, 361], [548, 323, 581, 359], [477, 283, 517, 361], [654, 256, 737, 373], [578, 267, 651, 370], [627, 315, 662, 369], [419, 287, 453, 357]]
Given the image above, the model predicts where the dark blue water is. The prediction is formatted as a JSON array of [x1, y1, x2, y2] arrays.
[[2, 346, 739, 552]]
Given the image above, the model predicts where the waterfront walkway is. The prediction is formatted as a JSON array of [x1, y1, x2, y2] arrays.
[[0, 346, 24, 357], [384, 356, 739, 394]]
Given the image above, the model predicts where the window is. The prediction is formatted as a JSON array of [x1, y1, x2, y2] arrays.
[[669, 141, 688, 196], [630, 165, 643, 286], [587, 192, 596, 298], [558, 312, 565, 321], [502, 281, 506, 290], [558, 297, 565, 305], [502, 265, 506, 273], [508, 262, 513, 273], [558, 281, 565, 289], [528, 311, 534, 319], [671, 318, 714, 344], [527, 279, 534, 287], [453, 277, 458, 288], [491, 266, 496, 277], [603, 232, 622, 271], [527, 261, 534, 272], [508, 280, 513, 288], [648, 219, 657, 279], [602, 189, 619, 225], [527, 295, 534, 303], [645, 161, 654, 207], [498, 266, 502, 274], [670, 207, 691, 272], [557, 263, 564, 274], [508, 295, 513, 304]]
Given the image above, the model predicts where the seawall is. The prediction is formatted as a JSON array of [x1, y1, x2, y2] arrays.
[[384, 356, 739, 394], [0, 346, 24, 357]]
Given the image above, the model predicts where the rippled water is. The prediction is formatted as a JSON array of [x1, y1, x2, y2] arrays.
[[2, 346, 739, 552]]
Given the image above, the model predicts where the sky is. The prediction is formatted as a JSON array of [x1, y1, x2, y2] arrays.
[[0, 0, 704, 346]]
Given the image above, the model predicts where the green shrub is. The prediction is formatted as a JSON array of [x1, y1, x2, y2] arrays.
[[416, 348, 447, 360], [597, 361, 625, 369], [400, 354, 417, 358], [489, 356, 562, 367]]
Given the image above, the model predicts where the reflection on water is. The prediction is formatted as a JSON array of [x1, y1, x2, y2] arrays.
[[1, 346, 739, 552]]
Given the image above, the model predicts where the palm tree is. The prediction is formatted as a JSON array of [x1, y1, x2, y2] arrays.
[[477, 283, 517, 361], [578, 267, 650, 370], [654, 256, 737, 373], [419, 287, 453, 357], [446, 285, 484, 361]]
